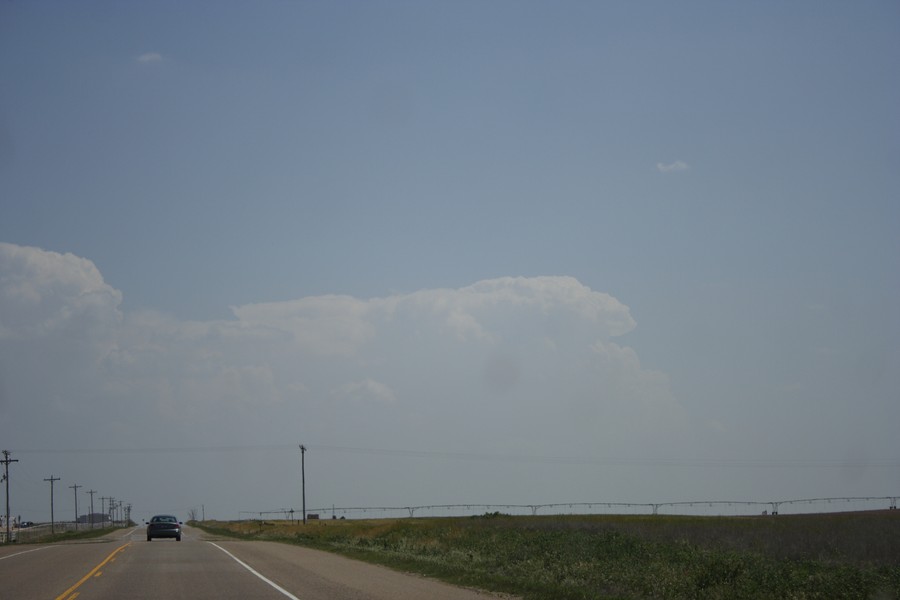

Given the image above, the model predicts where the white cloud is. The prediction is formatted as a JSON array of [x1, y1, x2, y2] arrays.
[[376, 275, 636, 342], [0, 243, 687, 515], [231, 295, 374, 356], [0, 242, 121, 345], [136, 52, 163, 63], [656, 160, 690, 173], [0, 250, 667, 434]]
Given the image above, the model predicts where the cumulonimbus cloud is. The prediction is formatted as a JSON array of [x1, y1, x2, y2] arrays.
[[0, 242, 122, 342], [0, 242, 693, 518], [0, 242, 683, 459]]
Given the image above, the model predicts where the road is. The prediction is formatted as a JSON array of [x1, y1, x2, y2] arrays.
[[0, 524, 512, 599]]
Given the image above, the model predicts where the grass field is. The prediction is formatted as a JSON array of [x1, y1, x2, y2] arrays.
[[196, 510, 900, 599]]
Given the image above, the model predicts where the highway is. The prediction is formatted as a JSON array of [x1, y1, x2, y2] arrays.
[[0, 525, 510, 599]]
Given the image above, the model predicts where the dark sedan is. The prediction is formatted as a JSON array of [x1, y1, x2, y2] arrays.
[[146, 515, 182, 541]]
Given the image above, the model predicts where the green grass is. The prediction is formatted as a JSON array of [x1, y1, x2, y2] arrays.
[[194, 511, 900, 599]]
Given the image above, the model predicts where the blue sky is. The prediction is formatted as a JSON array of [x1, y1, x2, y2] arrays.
[[1, 1, 898, 521]]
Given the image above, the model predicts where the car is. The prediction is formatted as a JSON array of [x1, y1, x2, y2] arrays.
[[146, 515, 182, 541]]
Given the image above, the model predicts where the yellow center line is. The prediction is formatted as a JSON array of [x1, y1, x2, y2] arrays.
[[54, 542, 130, 600]]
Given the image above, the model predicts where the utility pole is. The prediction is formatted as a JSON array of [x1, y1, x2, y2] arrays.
[[299, 444, 307, 525], [86, 490, 96, 528], [2, 451, 19, 543], [108, 497, 115, 525], [69, 484, 82, 529], [44, 476, 60, 534], [100, 497, 110, 527]]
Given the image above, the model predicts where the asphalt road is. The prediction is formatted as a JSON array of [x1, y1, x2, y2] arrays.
[[0, 525, 511, 599]]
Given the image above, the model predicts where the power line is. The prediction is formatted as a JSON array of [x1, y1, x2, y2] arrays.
[[69, 484, 82, 529], [304, 444, 900, 469], [86, 489, 97, 528], [11, 444, 294, 455], [44, 476, 60, 534], [100, 497, 111, 526], [300, 444, 307, 525], [2, 451, 19, 542], [8, 444, 900, 469]]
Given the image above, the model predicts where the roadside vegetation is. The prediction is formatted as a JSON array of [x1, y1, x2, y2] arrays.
[[14, 525, 130, 544], [195, 511, 900, 599]]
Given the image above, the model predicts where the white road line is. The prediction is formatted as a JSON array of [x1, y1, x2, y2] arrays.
[[0, 546, 52, 561], [209, 542, 301, 600]]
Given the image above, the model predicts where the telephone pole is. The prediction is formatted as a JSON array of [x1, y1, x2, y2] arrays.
[[2, 451, 18, 543], [299, 444, 307, 525], [100, 497, 110, 527], [86, 490, 96, 528], [69, 484, 82, 529], [44, 476, 61, 533]]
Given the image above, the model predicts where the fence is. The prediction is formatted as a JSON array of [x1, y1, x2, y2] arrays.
[[2, 520, 120, 544]]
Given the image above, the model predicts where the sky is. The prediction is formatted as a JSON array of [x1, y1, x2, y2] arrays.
[[1, 1, 898, 523]]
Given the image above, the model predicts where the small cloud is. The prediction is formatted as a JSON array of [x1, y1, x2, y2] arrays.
[[136, 52, 163, 64], [656, 160, 690, 173]]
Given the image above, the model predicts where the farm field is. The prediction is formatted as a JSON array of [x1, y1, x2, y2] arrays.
[[195, 510, 900, 599]]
